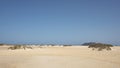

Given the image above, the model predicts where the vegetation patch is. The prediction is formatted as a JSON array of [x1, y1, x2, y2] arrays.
[[8, 45, 33, 50], [88, 43, 113, 51]]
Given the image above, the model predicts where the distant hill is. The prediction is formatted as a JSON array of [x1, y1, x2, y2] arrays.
[[82, 42, 97, 46]]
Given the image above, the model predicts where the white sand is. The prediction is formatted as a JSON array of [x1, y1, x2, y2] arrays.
[[0, 46, 120, 68]]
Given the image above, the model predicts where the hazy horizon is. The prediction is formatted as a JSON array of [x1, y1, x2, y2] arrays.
[[0, 0, 120, 45]]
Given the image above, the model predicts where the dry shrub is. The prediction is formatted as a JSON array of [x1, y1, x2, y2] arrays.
[[88, 43, 113, 51], [8, 45, 33, 50]]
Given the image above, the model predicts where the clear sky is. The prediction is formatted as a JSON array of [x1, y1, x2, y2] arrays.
[[0, 0, 120, 45]]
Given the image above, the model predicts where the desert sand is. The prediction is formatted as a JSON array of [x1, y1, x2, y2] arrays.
[[0, 46, 120, 68]]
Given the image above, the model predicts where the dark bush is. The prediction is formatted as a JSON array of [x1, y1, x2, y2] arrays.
[[8, 45, 33, 50], [8, 45, 22, 50], [0, 44, 4, 46], [88, 43, 113, 51]]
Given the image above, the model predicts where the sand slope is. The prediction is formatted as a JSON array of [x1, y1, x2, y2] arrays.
[[0, 46, 120, 68]]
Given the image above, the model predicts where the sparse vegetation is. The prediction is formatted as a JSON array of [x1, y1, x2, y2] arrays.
[[51, 44, 55, 46], [8, 45, 22, 50], [25, 46, 33, 49], [88, 43, 113, 51], [8, 45, 33, 50], [0, 44, 4, 46]]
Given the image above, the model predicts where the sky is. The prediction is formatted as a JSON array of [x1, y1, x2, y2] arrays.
[[0, 0, 120, 45]]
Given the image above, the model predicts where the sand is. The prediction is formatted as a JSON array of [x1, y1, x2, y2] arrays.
[[0, 46, 120, 68]]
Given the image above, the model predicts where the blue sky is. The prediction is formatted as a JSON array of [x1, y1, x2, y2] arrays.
[[0, 0, 120, 45]]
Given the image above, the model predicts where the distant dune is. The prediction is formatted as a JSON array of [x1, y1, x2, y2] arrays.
[[0, 46, 120, 68]]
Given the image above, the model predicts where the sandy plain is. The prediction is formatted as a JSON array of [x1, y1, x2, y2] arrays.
[[0, 46, 120, 68]]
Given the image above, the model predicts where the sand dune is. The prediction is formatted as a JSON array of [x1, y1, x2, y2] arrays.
[[0, 46, 120, 68]]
